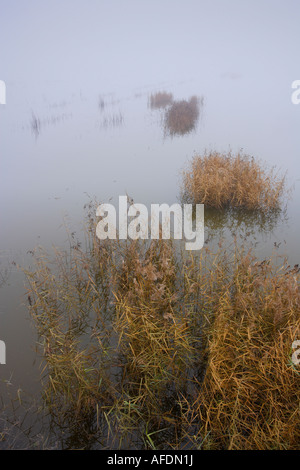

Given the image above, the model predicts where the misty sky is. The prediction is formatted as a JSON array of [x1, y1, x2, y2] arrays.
[[0, 0, 299, 249], [1, 0, 299, 92]]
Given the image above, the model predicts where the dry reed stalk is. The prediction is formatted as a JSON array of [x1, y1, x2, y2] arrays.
[[181, 151, 286, 211]]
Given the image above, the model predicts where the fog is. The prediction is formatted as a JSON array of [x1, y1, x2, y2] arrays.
[[0, 0, 299, 411], [1, 0, 299, 90], [0, 0, 299, 272]]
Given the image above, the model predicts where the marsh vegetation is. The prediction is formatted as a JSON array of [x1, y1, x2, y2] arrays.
[[2, 83, 298, 450], [164, 96, 201, 137], [149, 92, 202, 137], [181, 151, 286, 211], [149, 91, 174, 109], [22, 199, 300, 450]]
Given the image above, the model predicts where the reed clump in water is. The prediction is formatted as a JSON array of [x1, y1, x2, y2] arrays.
[[181, 151, 286, 211], [165, 96, 200, 136], [24, 209, 300, 449], [149, 91, 173, 109]]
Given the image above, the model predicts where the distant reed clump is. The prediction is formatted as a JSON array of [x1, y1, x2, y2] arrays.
[[165, 96, 200, 136], [182, 151, 286, 211], [23, 205, 300, 450], [149, 91, 173, 109]]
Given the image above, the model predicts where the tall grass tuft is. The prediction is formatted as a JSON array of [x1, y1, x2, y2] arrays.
[[181, 150, 286, 211]]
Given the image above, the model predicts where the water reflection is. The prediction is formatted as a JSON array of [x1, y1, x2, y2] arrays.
[[1, 77, 299, 450], [47, 405, 104, 450], [181, 201, 288, 252], [204, 205, 288, 240], [30, 112, 41, 138]]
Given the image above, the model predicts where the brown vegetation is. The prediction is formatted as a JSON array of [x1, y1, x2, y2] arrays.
[[149, 91, 173, 109], [165, 96, 200, 136], [23, 206, 300, 449], [181, 151, 286, 211]]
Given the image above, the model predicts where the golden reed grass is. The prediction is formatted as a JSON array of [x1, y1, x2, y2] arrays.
[[194, 247, 300, 449], [182, 151, 286, 211], [23, 206, 299, 449]]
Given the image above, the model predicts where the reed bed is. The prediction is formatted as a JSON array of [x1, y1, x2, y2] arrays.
[[181, 151, 286, 211], [149, 91, 173, 109], [164, 96, 200, 136], [23, 208, 300, 449]]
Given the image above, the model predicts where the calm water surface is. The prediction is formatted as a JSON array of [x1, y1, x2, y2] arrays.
[[0, 77, 299, 447]]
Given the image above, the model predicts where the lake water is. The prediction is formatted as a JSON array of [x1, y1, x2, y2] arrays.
[[0, 74, 299, 447]]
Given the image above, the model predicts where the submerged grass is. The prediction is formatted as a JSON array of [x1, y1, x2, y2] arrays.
[[181, 150, 287, 211], [23, 205, 300, 449]]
